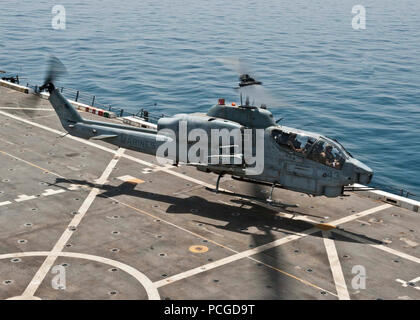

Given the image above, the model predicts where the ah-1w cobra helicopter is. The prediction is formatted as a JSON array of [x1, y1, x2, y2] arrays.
[[38, 57, 373, 206]]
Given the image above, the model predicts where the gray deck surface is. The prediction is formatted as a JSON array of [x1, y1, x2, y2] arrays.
[[0, 86, 419, 300]]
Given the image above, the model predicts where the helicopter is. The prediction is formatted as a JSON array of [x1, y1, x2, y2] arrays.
[[38, 57, 373, 206]]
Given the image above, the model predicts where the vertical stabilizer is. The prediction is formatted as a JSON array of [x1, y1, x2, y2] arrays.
[[48, 88, 84, 128]]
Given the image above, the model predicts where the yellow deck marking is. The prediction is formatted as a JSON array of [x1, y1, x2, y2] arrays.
[[0, 150, 65, 179], [117, 175, 144, 185], [127, 178, 144, 184], [189, 245, 209, 253], [316, 223, 336, 231]]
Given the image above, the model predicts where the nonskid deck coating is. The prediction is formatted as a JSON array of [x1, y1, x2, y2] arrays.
[[0, 86, 419, 300]]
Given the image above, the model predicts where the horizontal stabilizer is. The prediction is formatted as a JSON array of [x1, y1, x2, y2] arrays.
[[91, 134, 118, 140]]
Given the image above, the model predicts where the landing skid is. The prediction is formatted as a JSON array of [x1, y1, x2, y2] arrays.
[[205, 187, 299, 208], [205, 174, 299, 209]]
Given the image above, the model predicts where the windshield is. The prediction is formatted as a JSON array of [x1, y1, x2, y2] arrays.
[[326, 136, 352, 158], [307, 138, 346, 169], [272, 129, 317, 156]]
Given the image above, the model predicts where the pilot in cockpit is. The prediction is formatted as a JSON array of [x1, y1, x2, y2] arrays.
[[323, 145, 341, 168], [324, 145, 334, 163], [287, 133, 303, 152], [303, 138, 315, 155], [310, 142, 326, 164]]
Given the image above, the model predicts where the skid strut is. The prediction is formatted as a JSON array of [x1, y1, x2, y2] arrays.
[[215, 173, 224, 193], [267, 182, 276, 203]]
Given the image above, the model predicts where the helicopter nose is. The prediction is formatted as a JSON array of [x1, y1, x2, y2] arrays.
[[350, 159, 373, 184]]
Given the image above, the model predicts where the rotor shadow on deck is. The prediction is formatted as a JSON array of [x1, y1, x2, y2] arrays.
[[49, 177, 386, 299], [51, 178, 383, 246]]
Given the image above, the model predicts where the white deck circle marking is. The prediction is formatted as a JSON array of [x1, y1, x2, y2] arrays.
[[0, 251, 160, 300], [7, 295, 42, 300], [22, 149, 126, 298]]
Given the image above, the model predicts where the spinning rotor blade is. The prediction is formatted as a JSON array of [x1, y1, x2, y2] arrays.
[[43, 55, 67, 87], [217, 57, 251, 76], [217, 57, 281, 108], [24, 56, 67, 111]]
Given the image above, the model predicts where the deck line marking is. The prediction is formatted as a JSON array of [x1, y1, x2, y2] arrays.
[[95, 152, 123, 185], [5, 138, 387, 293], [0, 150, 66, 179], [1, 148, 217, 244], [322, 231, 350, 300], [246, 256, 338, 297], [0, 251, 159, 300], [112, 200, 238, 253], [333, 229, 420, 265], [29, 114, 58, 120], [21, 148, 125, 298], [156, 167, 220, 190], [154, 229, 316, 288], [142, 164, 175, 174], [328, 204, 392, 226], [0, 110, 230, 192], [14, 195, 37, 202], [0, 144, 392, 295], [110, 198, 337, 296], [107, 196, 337, 295], [68, 184, 84, 191], [396, 277, 420, 291], [41, 189, 66, 196], [0, 107, 54, 110], [0, 149, 367, 299], [1, 147, 235, 255], [154, 204, 391, 288], [0, 114, 394, 297]]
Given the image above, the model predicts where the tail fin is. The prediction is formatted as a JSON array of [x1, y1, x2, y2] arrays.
[[48, 88, 84, 128]]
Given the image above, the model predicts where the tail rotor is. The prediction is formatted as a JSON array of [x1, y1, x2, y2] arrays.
[[39, 55, 67, 92]]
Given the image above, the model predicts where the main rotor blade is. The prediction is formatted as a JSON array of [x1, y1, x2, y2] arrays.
[[217, 57, 284, 108], [239, 85, 279, 107], [217, 57, 252, 76]]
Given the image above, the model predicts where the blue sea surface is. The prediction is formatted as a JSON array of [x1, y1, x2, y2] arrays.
[[0, 0, 419, 196]]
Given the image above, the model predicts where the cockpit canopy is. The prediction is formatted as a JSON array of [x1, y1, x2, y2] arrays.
[[271, 128, 348, 170], [308, 138, 347, 169]]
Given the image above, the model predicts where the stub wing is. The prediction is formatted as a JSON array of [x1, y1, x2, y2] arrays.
[[90, 134, 118, 140]]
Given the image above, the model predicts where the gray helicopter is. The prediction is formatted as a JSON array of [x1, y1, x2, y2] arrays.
[[39, 57, 373, 205]]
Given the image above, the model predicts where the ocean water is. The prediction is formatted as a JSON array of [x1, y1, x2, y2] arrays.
[[1, 0, 419, 196]]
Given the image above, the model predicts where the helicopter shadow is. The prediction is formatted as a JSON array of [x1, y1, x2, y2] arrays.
[[50, 177, 383, 299], [51, 177, 383, 246]]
